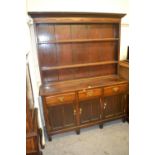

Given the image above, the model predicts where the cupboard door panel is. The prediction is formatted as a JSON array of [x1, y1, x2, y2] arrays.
[[79, 98, 101, 124], [80, 101, 91, 123], [103, 94, 126, 119], [48, 103, 76, 130], [49, 105, 64, 130], [63, 104, 75, 127], [91, 100, 101, 121]]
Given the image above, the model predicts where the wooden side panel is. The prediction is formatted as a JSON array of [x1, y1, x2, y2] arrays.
[[119, 65, 129, 81], [26, 138, 36, 152]]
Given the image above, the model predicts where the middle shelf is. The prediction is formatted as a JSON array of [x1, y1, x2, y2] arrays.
[[41, 61, 118, 71], [38, 38, 119, 44]]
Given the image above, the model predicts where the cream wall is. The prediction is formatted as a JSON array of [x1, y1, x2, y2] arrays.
[[27, 0, 129, 143]]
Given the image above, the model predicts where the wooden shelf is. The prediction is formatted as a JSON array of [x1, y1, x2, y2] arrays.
[[38, 38, 119, 44], [41, 61, 118, 71]]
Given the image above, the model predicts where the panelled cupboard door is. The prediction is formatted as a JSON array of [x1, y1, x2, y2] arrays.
[[103, 94, 127, 119], [47, 102, 76, 131], [79, 98, 101, 124]]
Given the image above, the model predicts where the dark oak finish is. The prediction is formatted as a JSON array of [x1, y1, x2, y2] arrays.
[[119, 60, 129, 122], [29, 12, 128, 140], [26, 61, 43, 155], [26, 94, 43, 155], [79, 98, 101, 124], [119, 60, 129, 81], [103, 94, 127, 119]]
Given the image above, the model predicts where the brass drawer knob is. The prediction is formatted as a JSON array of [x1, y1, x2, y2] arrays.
[[80, 108, 82, 114], [113, 87, 119, 92], [87, 90, 93, 96], [104, 102, 107, 109], [58, 97, 64, 102], [74, 109, 76, 115]]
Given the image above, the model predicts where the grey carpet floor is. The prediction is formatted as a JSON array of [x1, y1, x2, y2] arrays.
[[43, 119, 129, 155]]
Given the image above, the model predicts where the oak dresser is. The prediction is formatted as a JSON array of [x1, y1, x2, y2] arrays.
[[28, 12, 129, 141]]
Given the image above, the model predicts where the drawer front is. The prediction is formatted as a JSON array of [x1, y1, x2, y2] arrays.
[[45, 92, 75, 106], [104, 84, 128, 96], [78, 88, 102, 100]]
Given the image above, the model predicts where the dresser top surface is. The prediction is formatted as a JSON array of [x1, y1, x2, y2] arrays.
[[40, 75, 128, 96]]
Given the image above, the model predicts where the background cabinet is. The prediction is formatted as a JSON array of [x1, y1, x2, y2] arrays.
[[26, 61, 43, 155]]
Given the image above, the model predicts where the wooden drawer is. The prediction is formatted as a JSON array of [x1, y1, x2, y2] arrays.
[[78, 88, 102, 100], [45, 92, 75, 106], [104, 84, 128, 96]]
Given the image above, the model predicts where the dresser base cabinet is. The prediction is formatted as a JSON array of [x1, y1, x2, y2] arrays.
[[41, 79, 128, 140], [28, 12, 129, 140]]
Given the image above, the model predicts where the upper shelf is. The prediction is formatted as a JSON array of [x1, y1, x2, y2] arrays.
[[38, 38, 119, 44], [41, 61, 118, 71]]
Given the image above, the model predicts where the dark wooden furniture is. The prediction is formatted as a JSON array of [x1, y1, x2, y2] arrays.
[[26, 62, 43, 155], [119, 60, 129, 81], [119, 60, 129, 121], [29, 12, 129, 141]]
